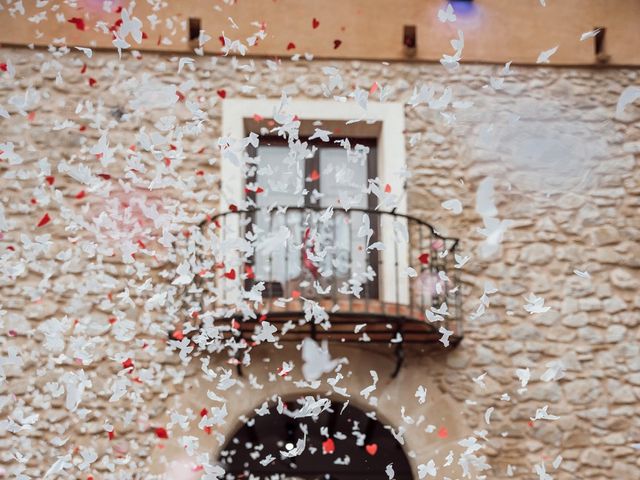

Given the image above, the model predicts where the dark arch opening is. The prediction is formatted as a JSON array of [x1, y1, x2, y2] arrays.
[[219, 397, 413, 479]]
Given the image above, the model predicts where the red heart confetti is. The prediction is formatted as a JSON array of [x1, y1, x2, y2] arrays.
[[223, 269, 236, 280], [286, 42, 296, 50], [438, 426, 448, 438], [333, 39, 342, 49], [217, 89, 226, 99], [322, 437, 335, 454], [365, 443, 378, 456], [312, 18, 320, 29], [155, 427, 169, 439], [419, 253, 430, 265], [88, 77, 97, 87]]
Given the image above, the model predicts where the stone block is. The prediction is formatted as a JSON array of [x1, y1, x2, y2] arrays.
[[519, 243, 554, 265], [562, 312, 589, 328], [590, 226, 620, 246], [610, 268, 639, 290], [563, 378, 601, 405], [603, 297, 627, 314]]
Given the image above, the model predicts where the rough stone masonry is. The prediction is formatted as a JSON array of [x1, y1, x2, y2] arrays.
[[0, 47, 639, 478]]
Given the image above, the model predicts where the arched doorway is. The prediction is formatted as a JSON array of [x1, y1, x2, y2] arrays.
[[219, 397, 413, 479]]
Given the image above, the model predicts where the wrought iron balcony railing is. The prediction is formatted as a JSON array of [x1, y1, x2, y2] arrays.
[[179, 206, 462, 375]]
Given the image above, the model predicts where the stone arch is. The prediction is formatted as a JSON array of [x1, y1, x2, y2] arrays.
[[149, 343, 471, 478], [218, 394, 413, 479]]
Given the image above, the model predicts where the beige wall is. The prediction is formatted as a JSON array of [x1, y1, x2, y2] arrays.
[[0, 46, 639, 479], [1, 0, 640, 65]]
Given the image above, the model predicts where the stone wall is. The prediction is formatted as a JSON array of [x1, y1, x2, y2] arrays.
[[0, 47, 639, 479]]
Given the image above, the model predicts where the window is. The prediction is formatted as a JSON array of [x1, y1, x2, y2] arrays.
[[247, 136, 380, 299], [220, 98, 408, 305]]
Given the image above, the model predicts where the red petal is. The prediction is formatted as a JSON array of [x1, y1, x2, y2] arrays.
[[245, 265, 255, 280], [121, 358, 134, 370], [312, 18, 320, 29], [171, 330, 184, 340], [155, 427, 169, 439], [333, 39, 342, 49], [45, 176, 55, 186], [418, 253, 430, 265], [68, 17, 86, 31], [217, 89, 227, 99], [286, 42, 296, 50], [309, 169, 320, 181], [37, 213, 51, 227]]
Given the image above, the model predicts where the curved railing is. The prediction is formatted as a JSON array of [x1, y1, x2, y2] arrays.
[[180, 206, 462, 354]]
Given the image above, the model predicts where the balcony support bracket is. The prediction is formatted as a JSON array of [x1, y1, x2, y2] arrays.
[[391, 343, 405, 379]]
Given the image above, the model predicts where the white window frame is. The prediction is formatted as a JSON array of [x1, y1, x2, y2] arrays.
[[220, 99, 409, 305]]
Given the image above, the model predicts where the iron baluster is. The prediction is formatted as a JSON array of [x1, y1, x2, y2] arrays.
[[408, 217, 414, 318]]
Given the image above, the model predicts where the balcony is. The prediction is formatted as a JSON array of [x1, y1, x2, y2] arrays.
[[181, 206, 462, 375]]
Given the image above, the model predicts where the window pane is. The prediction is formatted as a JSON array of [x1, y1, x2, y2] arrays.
[[318, 147, 371, 291], [256, 146, 305, 208], [254, 146, 305, 286], [318, 147, 368, 209]]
